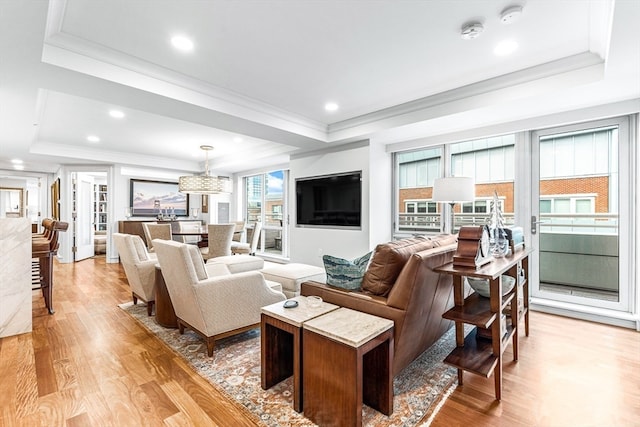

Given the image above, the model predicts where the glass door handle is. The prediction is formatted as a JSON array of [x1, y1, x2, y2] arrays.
[[531, 215, 548, 234]]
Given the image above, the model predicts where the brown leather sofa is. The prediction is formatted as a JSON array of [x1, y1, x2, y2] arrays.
[[301, 234, 459, 377]]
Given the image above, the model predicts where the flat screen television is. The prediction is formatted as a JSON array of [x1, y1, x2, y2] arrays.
[[296, 171, 362, 229]]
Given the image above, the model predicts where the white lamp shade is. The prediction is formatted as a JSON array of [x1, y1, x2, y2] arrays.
[[178, 175, 232, 194], [432, 177, 475, 203]]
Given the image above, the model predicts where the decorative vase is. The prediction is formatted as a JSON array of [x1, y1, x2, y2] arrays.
[[488, 191, 509, 258]]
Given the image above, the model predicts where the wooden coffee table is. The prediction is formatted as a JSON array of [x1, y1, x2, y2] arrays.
[[260, 296, 339, 412], [302, 307, 394, 426]]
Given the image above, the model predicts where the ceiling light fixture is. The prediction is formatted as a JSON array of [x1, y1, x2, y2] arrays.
[[109, 109, 125, 119], [500, 5, 523, 24], [13, 165, 25, 170], [324, 102, 339, 112], [178, 145, 232, 194], [11, 159, 23, 164], [87, 135, 100, 142], [171, 35, 194, 52], [494, 40, 518, 56], [460, 22, 484, 40]]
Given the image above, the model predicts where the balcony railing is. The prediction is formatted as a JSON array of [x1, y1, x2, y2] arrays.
[[398, 212, 516, 233], [398, 211, 619, 298], [398, 212, 617, 234], [538, 213, 618, 234]]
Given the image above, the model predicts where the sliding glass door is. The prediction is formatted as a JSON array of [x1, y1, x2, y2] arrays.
[[530, 117, 631, 312], [244, 170, 288, 257]]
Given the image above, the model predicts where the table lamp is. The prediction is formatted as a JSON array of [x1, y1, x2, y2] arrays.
[[432, 176, 475, 234]]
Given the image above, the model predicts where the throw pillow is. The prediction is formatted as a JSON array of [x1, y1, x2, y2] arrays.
[[322, 252, 373, 290]]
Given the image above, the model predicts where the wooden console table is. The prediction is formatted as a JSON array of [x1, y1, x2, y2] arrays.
[[118, 220, 203, 246], [435, 247, 532, 400]]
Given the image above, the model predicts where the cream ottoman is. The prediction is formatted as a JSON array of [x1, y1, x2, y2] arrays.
[[261, 263, 326, 298], [205, 259, 282, 293], [207, 254, 264, 273]]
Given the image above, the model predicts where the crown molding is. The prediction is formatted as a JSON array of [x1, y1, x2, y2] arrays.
[[43, 1, 329, 142], [29, 141, 200, 171], [326, 52, 605, 142]]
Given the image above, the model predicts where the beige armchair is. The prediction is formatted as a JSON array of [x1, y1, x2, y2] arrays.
[[113, 233, 157, 315], [199, 223, 235, 260], [153, 239, 286, 356], [142, 222, 172, 252]]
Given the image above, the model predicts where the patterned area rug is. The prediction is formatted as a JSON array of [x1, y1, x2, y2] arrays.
[[120, 302, 458, 426]]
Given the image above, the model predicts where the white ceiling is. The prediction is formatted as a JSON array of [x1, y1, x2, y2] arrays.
[[0, 0, 639, 175]]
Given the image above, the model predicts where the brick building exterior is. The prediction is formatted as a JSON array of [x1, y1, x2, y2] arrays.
[[399, 175, 609, 214]]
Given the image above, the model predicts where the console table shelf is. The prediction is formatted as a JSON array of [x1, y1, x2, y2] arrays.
[[435, 247, 532, 400], [443, 292, 515, 328], [443, 328, 500, 378]]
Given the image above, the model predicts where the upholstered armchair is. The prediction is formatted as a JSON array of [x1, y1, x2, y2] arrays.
[[113, 233, 157, 315], [153, 239, 286, 356]]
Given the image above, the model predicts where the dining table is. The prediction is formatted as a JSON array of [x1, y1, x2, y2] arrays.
[[173, 226, 244, 248]]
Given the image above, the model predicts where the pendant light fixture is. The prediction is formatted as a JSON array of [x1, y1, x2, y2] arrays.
[[178, 145, 232, 194]]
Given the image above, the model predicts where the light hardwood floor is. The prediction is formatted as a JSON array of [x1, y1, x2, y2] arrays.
[[1, 256, 639, 426]]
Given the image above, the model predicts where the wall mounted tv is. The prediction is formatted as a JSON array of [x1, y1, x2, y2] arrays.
[[295, 171, 362, 229]]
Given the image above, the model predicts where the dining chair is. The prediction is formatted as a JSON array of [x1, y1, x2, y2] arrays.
[[199, 223, 235, 260], [142, 222, 172, 252], [231, 220, 245, 242], [231, 221, 262, 255], [177, 220, 202, 245]]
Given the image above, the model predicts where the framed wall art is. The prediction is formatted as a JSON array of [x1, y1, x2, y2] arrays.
[[129, 179, 189, 217]]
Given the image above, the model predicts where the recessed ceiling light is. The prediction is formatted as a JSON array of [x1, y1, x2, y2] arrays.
[[87, 135, 100, 143], [460, 22, 484, 40], [233, 136, 243, 143], [109, 109, 125, 119], [13, 165, 25, 170], [171, 35, 194, 52], [11, 159, 23, 164], [494, 40, 518, 56], [324, 102, 339, 112]]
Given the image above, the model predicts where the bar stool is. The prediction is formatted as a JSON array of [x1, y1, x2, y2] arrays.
[[32, 219, 68, 314]]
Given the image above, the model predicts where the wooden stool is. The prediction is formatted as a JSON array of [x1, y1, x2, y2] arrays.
[[32, 219, 68, 314]]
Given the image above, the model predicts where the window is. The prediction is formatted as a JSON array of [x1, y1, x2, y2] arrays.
[[539, 128, 614, 178], [539, 196, 595, 214], [398, 148, 442, 188], [243, 170, 288, 257], [405, 201, 437, 213], [451, 135, 515, 183], [394, 135, 515, 235]]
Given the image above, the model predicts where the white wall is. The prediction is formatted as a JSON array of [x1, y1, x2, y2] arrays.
[[289, 142, 373, 266]]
